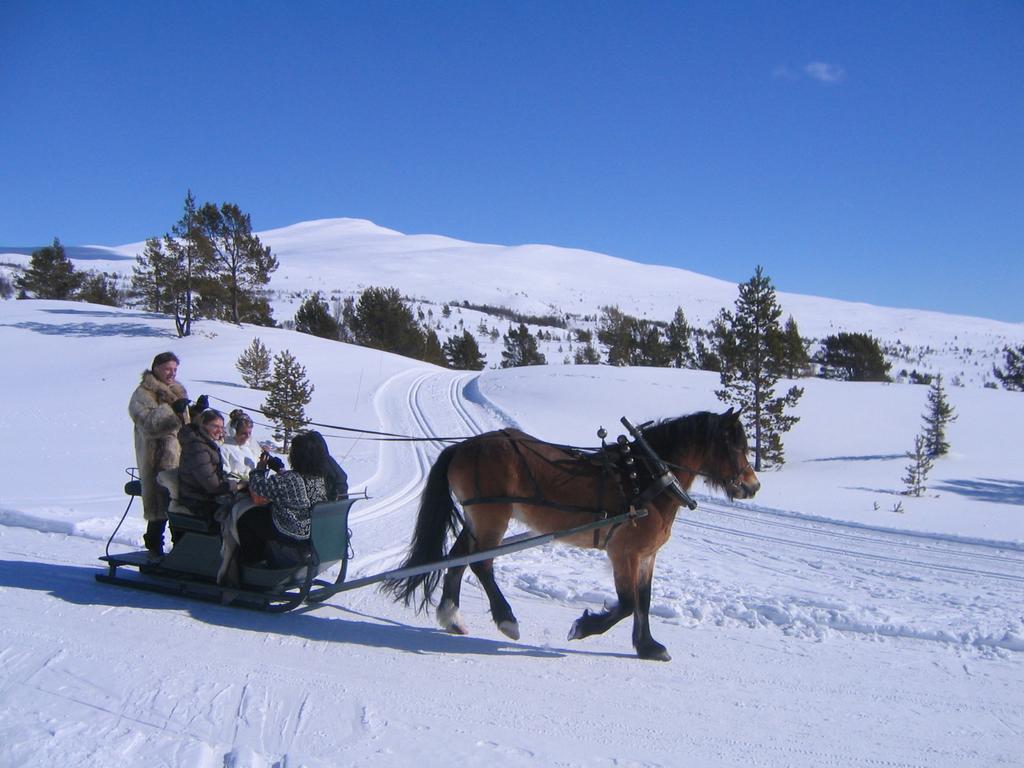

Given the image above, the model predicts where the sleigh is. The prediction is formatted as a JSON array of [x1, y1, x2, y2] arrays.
[[96, 469, 357, 612]]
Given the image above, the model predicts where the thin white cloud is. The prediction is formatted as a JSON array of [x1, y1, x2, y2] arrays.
[[804, 61, 846, 83], [772, 65, 799, 81]]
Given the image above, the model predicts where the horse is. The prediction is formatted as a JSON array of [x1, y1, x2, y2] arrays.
[[382, 408, 760, 661]]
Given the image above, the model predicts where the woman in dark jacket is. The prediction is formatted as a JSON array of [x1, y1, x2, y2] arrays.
[[309, 430, 348, 500], [239, 431, 342, 565], [177, 409, 239, 520]]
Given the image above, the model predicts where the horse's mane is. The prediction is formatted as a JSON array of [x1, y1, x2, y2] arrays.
[[642, 411, 723, 458]]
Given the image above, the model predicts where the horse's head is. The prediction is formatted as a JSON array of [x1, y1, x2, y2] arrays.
[[645, 409, 761, 502], [714, 408, 760, 500]]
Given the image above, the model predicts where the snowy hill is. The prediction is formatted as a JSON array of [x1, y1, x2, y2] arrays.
[[0, 299, 1022, 766], [4, 217, 1023, 384]]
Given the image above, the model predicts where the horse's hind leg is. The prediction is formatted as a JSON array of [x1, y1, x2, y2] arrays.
[[469, 557, 519, 640], [437, 528, 472, 634]]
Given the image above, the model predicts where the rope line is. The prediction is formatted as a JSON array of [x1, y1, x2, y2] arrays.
[[207, 394, 604, 451], [207, 394, 473, 443]]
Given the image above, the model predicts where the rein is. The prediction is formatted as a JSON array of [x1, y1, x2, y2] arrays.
[[208, 395, 602, 450], [661, 456, 753, 488]]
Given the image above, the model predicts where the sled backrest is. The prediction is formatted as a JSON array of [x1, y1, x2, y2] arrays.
[[309, 498, 355, 570]]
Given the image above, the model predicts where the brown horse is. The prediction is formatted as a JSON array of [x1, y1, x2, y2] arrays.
[[382, 408, 760, 660]]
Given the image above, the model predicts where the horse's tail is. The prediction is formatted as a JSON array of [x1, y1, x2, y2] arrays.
[[381, 443, 461, 611]]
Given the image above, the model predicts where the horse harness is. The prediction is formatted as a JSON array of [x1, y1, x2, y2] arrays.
[[456, 430, 682, 549]]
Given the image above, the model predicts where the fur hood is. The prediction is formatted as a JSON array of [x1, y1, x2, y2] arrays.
[[138, 369, 188, 407]]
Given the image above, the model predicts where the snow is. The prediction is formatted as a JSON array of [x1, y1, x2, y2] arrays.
[[1, 283, 1023, 762]]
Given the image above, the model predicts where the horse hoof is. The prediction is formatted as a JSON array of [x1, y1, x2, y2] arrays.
[[437, 601, 468, 635], [637, 644, 672, 662], [497, 619, 520, 641], [567, 620, 582, 641]]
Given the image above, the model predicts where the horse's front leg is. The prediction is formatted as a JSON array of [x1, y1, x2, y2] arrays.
[[566, 553, 637, 642], [632, 555, 670, 661]]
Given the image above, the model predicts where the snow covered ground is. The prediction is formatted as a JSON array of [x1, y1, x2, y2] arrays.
[[0, 300, 1022, 767]]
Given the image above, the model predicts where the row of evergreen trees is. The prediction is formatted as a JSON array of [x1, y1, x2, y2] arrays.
[[293, 288, 550, 371], [8, 192, 277, 339], [280, 265, 918, 471], [10, 238, 126, 305]]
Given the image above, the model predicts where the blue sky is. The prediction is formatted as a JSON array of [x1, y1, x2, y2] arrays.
[[2, 1, 1021, 322]]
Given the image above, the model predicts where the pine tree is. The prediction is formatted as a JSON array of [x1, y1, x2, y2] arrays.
[[15, 238, 82, 299], [902, 434, 933, 497], [597, 307, 669, 366], [573, 342, 601, 364], [597, 306, 635, 366], [350, 286, 425, 358], [665, 307, 693, 368], [294, 291, 340, 339], [501, 323, 547, 368], [132, 191, 213, 337], [816, 332, 891, 381], [442, 330, 486, 370], [715, 266, 804, 470], [196, 202, 278, 324], [775, 316, 810, 378], [77, 270, 124, 306], [236, 337, 273, 389], [636, 320, 671, 366], [332, 295, 357, 343], [421, 328, 446, 366], [262, 350, 314, 450], [921, 374, 956, 457], [169, 191, 214, 337], [131, 237, 178, 314], [993, 344, 1024, 391]]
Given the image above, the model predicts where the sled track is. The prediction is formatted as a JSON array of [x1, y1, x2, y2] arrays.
[[687, 501, 1024, 585], [697, 501, 1024, 566], [345, 370, 495, 579]]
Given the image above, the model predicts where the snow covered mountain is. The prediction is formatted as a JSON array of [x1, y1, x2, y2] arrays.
[[3, 216, 1022, 385]]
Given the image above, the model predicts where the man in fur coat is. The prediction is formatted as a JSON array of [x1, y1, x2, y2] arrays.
[[129, 351, 191, 556]]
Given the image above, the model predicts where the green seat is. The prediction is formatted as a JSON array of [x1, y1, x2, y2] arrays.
[[309, 498, 355, 569]]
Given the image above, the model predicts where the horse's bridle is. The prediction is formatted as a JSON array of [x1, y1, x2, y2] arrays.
[[662, 448, 754, 492]]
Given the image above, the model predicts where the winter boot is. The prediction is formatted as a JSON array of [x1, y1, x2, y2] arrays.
[[144, 519, 166, 560]]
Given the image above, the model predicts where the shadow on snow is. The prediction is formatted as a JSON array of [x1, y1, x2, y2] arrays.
[[807, 453, 904, 463], [0, 559, 633, 661], [932, 478, 1024, 506], [1, 320, 175, 339]]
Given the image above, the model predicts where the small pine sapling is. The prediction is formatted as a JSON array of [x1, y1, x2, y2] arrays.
[[902, 434, 933, 497], [262, 350, 314, 450], [236, 337, 273, 389], [921, 374, 956, 457]]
